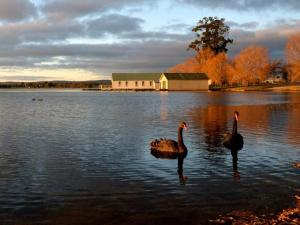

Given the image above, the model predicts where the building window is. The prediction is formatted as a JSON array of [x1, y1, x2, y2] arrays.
[[135, 81, 138, 87], [118, 81, 121, 86], [150, 81, 153, 86], [125, 81, 128, 87], [142, 81, 144, 86]]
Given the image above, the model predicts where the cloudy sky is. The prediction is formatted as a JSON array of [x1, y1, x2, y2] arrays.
[[0, 0, 300, 81]]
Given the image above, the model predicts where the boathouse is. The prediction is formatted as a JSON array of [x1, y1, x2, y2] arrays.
[[159, 73, 210, 91], [112, 73, 161, 90]]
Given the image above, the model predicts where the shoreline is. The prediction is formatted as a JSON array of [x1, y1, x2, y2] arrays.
[[0, 85, 299, 93], [209, 195, 300, 224], [215, 85, 300, 92], [13, 195, 299, 225]]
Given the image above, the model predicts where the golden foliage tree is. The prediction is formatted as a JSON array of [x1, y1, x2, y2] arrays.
[[168, 46, 275, 86], [195, 46, 216, 64], [232, 46, 270, 85], [168, 57, 202, 73], [169, 48, 229, 85], [226, 62, 238, 85], [285, 33, 300, 82], [200, 51, 228, 84]]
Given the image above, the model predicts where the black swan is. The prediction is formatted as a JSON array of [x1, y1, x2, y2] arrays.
[[223, 111, 244, 151], [150, 121, 188, 160]]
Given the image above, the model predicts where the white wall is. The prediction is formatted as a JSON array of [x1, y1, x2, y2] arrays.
[[168, 80, 209, 90], [160, 75, 168, 90], [112, 80, 155, 90]]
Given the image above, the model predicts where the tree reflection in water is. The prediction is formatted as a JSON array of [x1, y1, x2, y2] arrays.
[[190, 102, 300, 181]]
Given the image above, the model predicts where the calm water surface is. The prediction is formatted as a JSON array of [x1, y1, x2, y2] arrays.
[[0, 90, 299, 224]]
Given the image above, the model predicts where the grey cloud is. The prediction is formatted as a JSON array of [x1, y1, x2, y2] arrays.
[[230, 29, 256, 42], [67, 41, 192, 74], [177, 0, 300, 10], [1, 76, 62, 81], [87, 14, 144, 37], [265, 18, 300, 30], [0, 21, 296, 75], [0, 0, 36, 22], [122, 30, 193, 41], [42, 0, 157, 20], [0, 40, 193, 76], [229, 28, 288, 59], [22, 20, 84, 42], [160, 23, 192, 33], [0, 12, 188, 48], [0, 20, 85, 46], [8, 44, 130, 58], [0, 56, 50, 67], [86, 14, 193, 40], [227, 21, 259, 29]]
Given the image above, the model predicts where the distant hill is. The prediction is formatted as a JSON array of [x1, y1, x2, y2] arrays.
[[0, 80, 111, 88]]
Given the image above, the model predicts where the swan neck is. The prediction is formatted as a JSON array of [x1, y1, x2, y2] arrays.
[[232, 117, 238, 135], [178, 127, 184, 146]]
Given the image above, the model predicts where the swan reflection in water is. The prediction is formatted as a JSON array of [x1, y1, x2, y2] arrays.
[[150, 149, 188, 185], [223, 111, 244, 180], [231, 149, 240, 180], [150, 122, 188, 185]]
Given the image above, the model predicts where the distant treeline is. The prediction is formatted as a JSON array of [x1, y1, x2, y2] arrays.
[[0, 80, 112, 88]]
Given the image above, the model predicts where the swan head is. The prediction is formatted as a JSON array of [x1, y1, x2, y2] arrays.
[[234, 111, 239, 121], [179, 121, 188, 131]]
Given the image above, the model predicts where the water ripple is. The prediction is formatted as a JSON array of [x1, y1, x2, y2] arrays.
[[0, 91, 299, 223]]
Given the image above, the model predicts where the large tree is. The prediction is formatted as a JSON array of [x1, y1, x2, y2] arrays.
[[197, 48, 228, 84], [169, 48, 229, 85], [188, 16, 233, 54], [285, 33, 300, 82], [232, 46, 270, 85], [168, 57, 202, 73]]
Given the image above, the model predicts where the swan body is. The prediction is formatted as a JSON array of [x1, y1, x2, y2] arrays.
[[151, 138, 180, 153], [223, 132, 243, 150], [150, 122, 188, 159], [223, 111, 244, 151]]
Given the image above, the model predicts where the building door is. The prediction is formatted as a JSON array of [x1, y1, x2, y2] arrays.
[[162, 81, 167, 90]]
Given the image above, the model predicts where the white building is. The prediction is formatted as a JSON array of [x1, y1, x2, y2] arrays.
[[112, 73, 161, 90], [160, 73, 210, 91], [111, 72, 210, 91]]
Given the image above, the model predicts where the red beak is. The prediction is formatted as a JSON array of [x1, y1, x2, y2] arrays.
[[184, 125, 188, 131]]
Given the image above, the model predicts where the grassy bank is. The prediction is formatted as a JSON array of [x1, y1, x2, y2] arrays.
[[224, 86, 271, 92], [211, 84, 300, 92], [269, 85, 300, 92]]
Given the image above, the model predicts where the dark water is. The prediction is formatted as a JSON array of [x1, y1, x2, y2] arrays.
[[0, 90, 299, 224]]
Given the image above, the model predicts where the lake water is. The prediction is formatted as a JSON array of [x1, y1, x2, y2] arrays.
[[0, 90, 299, 224]]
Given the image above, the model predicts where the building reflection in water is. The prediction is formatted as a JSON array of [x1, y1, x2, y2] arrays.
[[159, 92, 169, 123]]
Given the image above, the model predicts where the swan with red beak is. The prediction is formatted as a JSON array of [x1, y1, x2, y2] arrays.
[[150, 121, 188, 157], [223, 111, 244, 151]]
